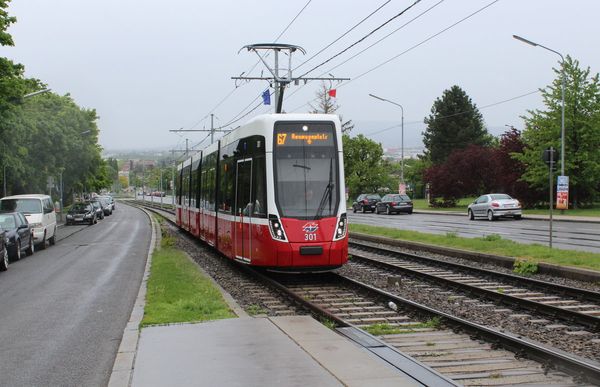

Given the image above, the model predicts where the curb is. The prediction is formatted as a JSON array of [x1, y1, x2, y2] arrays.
[[107, 207, 158, 387]]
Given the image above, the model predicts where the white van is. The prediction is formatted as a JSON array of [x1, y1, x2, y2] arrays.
[[0, 194, 57, 249]]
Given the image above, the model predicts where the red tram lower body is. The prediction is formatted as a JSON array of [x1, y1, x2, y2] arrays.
[[176, 206, 348, 270]]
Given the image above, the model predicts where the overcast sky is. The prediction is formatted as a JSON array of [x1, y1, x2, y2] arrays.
[[5, 0, 600, 153]]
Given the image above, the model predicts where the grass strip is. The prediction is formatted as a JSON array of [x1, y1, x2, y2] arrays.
[[349, 223, 600, 272], [141, 237, 235, 327]]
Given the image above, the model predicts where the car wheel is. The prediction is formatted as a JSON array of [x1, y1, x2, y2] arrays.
[[468, 209, 474, 220], [0, 246, 8, 271], [49, 228, 56, 246], [386, 206, 390, 215], [26, 237, 34, 256], [38, 232, 47, 250], [408, 210, 413, 215], [514, 215, 522, 220], [487, 210, 495, 221], [353, 207, 357, 213]]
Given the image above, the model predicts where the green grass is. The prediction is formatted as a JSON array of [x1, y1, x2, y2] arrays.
[[350, 223, 600, 272], [141, 240, 235, 327], [365, 318, 442, 336]]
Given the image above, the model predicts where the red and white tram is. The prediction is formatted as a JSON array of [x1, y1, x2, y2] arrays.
[[175, 113, 348, 270]]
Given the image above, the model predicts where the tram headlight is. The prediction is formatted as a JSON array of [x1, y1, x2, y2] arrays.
[[268, 214, 287, 241], [333, 213, 347, 241]]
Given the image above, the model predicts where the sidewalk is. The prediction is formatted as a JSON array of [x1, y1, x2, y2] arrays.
[[414, 209, 600, 223]]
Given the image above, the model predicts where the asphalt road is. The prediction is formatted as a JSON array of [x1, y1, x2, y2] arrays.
[[348, 211, 600, 253], [0, 204, 151, 387]]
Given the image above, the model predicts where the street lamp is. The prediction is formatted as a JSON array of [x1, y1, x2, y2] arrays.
[[513, 34, 565, 177], [369, 93, 405, 183]]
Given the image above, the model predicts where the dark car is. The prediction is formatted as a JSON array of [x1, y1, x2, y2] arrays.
[[66, 202, 97, 225], [0, 212, 35, 261], [96, 197, 113, 216], [89, 200, 105, 220], [352, 194, 381, 213], [375, 194, 413, 215], [1, 229, 9, 271]]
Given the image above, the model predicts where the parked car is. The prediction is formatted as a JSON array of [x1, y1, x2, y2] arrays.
[[0, 194, 57, 250], [0, 212, 35, 261], [375, 194, 413, 215], [66, 202, 97, 225], [95, 197, 113, 215], [352, 194, 381, 213], [89, 200, 105, 220], [1, 229, 9, 271], [100, 195, 115, 210], [468, 193, 522, 221]]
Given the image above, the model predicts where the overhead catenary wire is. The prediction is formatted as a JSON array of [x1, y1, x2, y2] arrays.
[[279, 0, 445, 111], [183, 0, 314, 132], [288, 0, 501, 114], [297, 0, 422, 79]]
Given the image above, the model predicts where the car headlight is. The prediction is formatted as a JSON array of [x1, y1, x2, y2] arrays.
[[30, 222, 43, 228], [66, 214, 73, 219]]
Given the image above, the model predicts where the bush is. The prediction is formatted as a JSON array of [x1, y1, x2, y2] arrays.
[[513, 259, 538, 276]]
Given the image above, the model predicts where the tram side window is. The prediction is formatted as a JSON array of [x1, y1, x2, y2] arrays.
[[176, 167, 183, 205], [182, 165, 191, 207], [191, 160, 200, 208], [251, 156, 267, 218], [218, 152, 234, 214], [200, 170, 207, 209]]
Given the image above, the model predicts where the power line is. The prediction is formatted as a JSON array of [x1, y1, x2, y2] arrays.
[[294, 0, 392, 72], [342, 0, 501, 88], [366, 89, 540, 137], [287, 0, 501, 113], [297, 0, 422, 79], [279, 0, 444, 112], [183, 1, 313, 132]]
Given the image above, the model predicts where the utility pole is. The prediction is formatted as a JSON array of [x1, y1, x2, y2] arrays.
[[233, 43, 350, 114], [210, 114, 215, 144]]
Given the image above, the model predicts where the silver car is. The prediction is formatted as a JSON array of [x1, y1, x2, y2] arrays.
[[468, 194, 522, 221]]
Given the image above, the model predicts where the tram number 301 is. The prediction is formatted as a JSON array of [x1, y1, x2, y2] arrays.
[[304, 233, 317, 241]]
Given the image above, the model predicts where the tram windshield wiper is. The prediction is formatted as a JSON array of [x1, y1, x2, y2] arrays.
[[315, 159, 334, 219], [293, 163, 311, 170]]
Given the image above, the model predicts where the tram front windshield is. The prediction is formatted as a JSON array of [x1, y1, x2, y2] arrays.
[[273, 122, 339, 220]]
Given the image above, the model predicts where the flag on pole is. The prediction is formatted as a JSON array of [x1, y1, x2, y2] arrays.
[[328, 89, 337, 98], [262, 90, 271, 105]]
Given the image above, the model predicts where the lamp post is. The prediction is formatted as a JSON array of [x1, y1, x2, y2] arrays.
[[369, 93, 405, 184], [513, 35, 565, 177]]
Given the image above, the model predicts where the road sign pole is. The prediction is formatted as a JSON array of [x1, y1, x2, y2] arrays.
[[549, 147, 554, 249]]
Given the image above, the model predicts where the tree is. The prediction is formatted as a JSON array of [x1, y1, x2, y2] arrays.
[[310, 82, 354, 133], [516, 56, 600, 207], [423, 85, 492, 164], [425, 145, 497, 205], [343, 134, 391, 197]]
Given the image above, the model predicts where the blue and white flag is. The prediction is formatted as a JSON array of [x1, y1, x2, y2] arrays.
[[262, 90, 271, 105]]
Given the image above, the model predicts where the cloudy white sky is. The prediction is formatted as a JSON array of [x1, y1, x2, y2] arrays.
[[5, 0, 600, 152]]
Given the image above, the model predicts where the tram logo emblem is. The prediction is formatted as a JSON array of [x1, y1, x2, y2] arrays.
[[302, 222, 319, 233], [277, 133, 287, 145]]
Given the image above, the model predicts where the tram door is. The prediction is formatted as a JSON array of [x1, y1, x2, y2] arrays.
[[235, 159, 253, 262]]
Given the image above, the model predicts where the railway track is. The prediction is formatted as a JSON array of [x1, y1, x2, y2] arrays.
[[348, 238, 600, 332], [131, 202, 600, 385]]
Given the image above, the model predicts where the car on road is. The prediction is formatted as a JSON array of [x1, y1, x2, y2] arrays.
[[0, 194, 57, 250], [99, 195, 115, 211], [95, 197, 113, 215], [89, 200, 105, 220], [0, 212, 35, 261], [352, 194, 381, 213], [66, 202, 97, 225], [0, 228, 9, 271], [375, 194, 413, 215], [468, 193, 522, 221]]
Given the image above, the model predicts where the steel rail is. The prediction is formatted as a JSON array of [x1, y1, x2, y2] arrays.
[[349, 243, 600, 330]]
